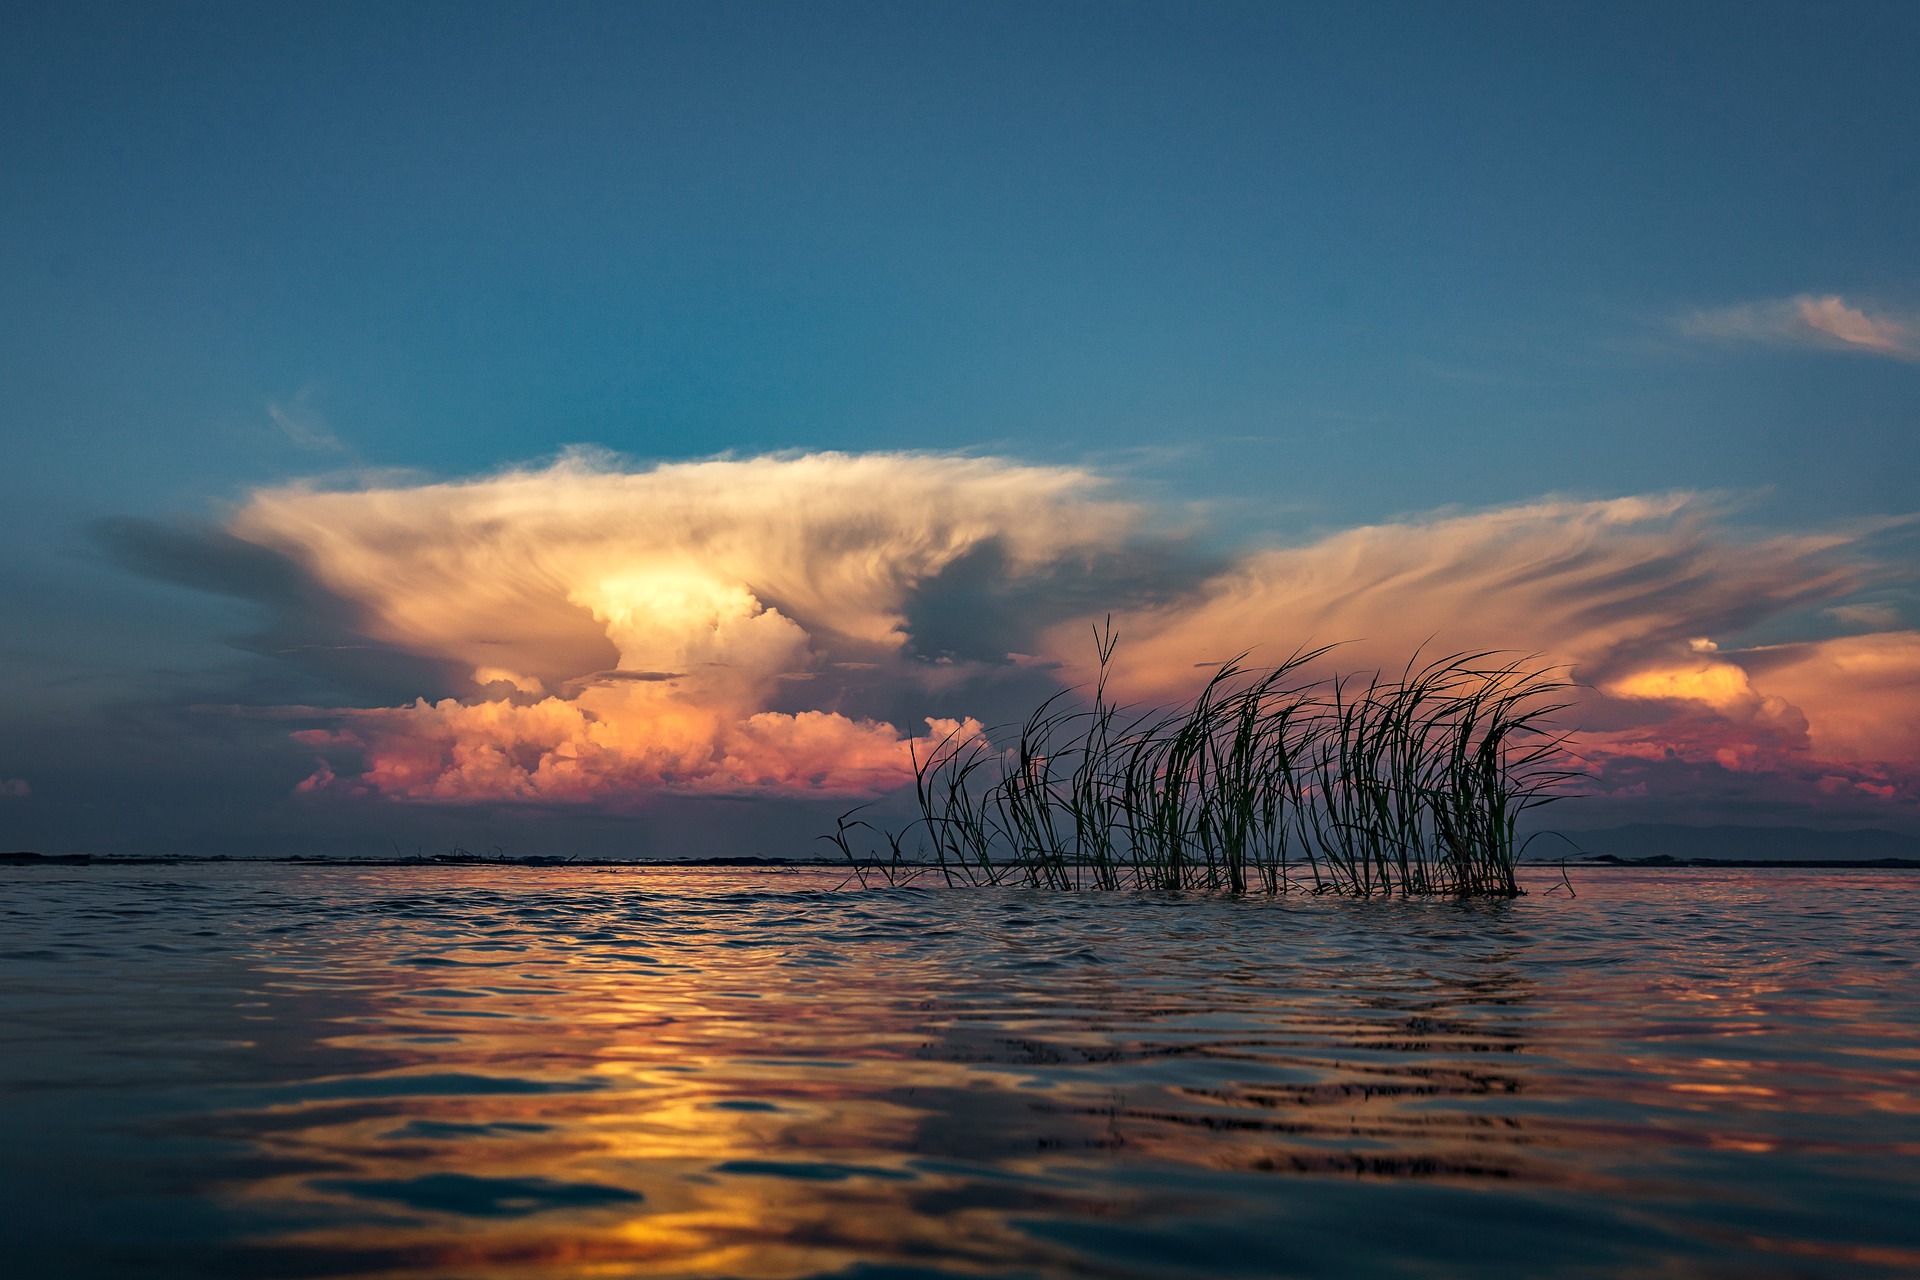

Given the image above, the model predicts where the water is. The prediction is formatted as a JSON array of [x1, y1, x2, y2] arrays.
[[1, 865, 1915, 1279]]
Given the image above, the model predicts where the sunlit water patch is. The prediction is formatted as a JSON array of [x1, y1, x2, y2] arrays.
[[1, 865, 1915, 1278]]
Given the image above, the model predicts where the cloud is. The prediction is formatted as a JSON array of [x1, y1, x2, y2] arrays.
[[219, 451, 1135, 804], [1826, 602, 1903, 629], [1038, 494, 1919, 816], [227, 449, 1142, 690], [264, 383, 352, 454], [95, 516, 461, 704], [1576, 632, 1920, 810], [1739, 631, 1920, 764], [1679, 294, 1919, 361], [268, 404, 345, 452], [294, 695, 981, 804], [1062, 494, 1859, 695], [0, 779, 28, 799], [1796, 296, 1913, 355], [117, 451, 1919, 824]]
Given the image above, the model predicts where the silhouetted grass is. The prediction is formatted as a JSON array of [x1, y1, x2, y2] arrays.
[[827, 626, 1578, 897]]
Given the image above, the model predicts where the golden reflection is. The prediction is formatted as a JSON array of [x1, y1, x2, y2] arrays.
[[123, 866, 1920, 1278]]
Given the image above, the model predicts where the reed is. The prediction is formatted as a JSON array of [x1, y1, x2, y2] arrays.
[[829, 627, 1578, 897]]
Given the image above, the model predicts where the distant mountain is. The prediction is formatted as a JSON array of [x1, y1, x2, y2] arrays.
[[1544, 824, 1920, 862]]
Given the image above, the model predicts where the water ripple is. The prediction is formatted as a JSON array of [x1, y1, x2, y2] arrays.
[[0, 864, 1915, 1278]]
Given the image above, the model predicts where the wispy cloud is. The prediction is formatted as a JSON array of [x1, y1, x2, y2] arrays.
[[1679, 294, 1919, 361], [1827, 602, 1903, 629], [1054, 496, 1920, 812], [1065, 494, 1863, 694], [266, 387, 348, 452]]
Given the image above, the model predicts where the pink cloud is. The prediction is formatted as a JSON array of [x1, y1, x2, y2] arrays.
[[1796, 295, 1913, 355], [1679, 294, 1919, 360], [301, 688, 980, 805]]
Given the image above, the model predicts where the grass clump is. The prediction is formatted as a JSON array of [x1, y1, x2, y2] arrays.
[[827, 626, 1578, 897]]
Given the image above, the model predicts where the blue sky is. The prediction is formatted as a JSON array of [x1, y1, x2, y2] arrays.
[[2, 2, 1916, 854]]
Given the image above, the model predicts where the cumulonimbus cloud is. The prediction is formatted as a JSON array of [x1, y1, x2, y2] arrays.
[[228, 450, 1134, 803], [230, 448, 1141, 689], [1679, 294, 1919, 361], [152, 450, 1917, 820]]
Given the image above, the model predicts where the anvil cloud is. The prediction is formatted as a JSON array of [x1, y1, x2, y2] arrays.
[[228, 451, 1139, 802]]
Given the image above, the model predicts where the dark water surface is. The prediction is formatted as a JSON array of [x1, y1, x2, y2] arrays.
[[1, 865, 1915, 1279]]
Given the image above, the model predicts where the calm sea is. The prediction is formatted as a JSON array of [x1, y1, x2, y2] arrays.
[[1, 865, 1915, 1278]]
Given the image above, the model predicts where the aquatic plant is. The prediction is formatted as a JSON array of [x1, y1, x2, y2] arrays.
[[828, 627, 1578, 897]]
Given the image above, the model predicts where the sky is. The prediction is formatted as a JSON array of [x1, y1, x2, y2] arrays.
[[1, 1, 1916, 857]]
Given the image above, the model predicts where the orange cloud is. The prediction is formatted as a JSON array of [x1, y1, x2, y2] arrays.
[[1739, 631, 1920, 764], [1059, 495, 1855, 697], [1038, 495, 1917, 814], [1606, 659, 1758, 711], [1589, 631, 1920, 788]]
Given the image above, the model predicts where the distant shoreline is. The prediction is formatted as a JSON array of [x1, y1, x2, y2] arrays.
[[0, 852, 817, 868], [6, 851, 1919, 871], [1576, 855, 1920, 869]]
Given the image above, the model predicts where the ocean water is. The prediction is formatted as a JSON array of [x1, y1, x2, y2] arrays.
[[1, 865, 1915, 1279]]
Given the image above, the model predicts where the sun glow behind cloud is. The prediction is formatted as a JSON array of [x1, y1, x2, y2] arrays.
[[198, 451, 1919, 820], [236, 451, 1128, 802]]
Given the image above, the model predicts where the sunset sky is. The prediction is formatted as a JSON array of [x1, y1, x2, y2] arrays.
[[2, 1, 1916, 856]]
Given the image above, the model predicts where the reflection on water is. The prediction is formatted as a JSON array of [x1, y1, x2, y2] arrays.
[[1, 866, 1916, 1278]]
